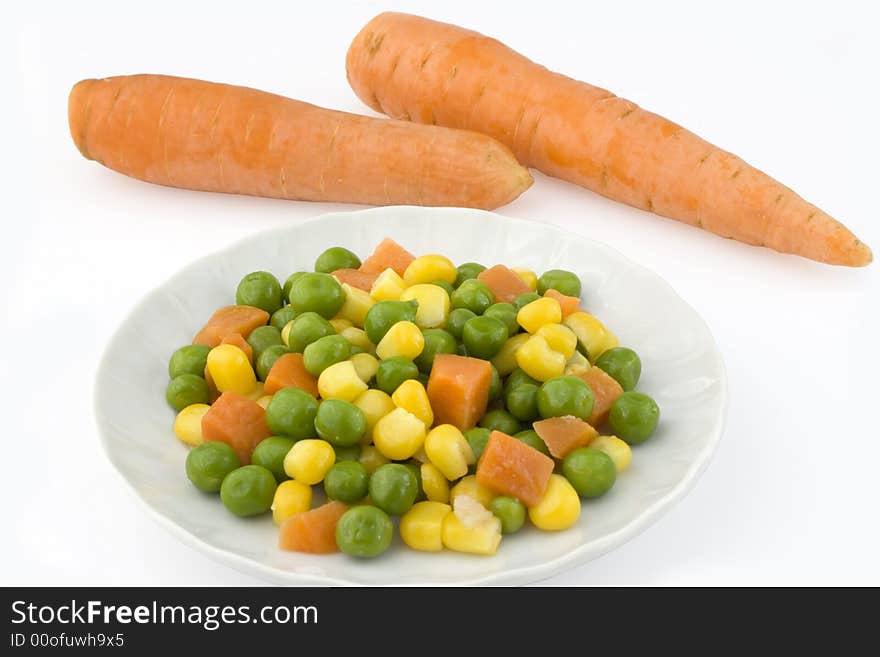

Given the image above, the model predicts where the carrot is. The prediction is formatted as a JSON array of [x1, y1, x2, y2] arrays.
[[579, 367, 624, 427], [533, 416, 598, 459], [346, 13, 872, 267], [278, 501, 349, 553], [68, 74, 531, 210], [426, 354, 492, 429], [201, 391, 271, 464], [193, 305, 269, 347], [331, 268, 378, 292], [476, 430, 554, 506], [359, 237, 416, 276], [263, 353, 319, 397], [543, 289, 580, 318], [476, 265, 531, 303]]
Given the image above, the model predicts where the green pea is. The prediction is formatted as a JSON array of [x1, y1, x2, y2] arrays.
[[537, 376, 595, 420], [456, 342, 469, 356], [265, 387, 318, 440], [504, 368, 540, 396], [479, 409, 521, 435], [431, 280, 455, 297], [246, 325, 283, 361], [446, 308, 477, 340], [514, 429, 550, 456], [455, 262, 486, 287], [256, 344, 290, 381], [562, 448, 616, 498], [315, 399, 366, 447], [464, 427, 491, 461], [324, 461, 370, 503], [537, 269, 581, 297], [489, 496, 526, 533], [270, 306, 298, 330], [402, 461, 426, 502], [375, 356, 419, 395], [220, 465, 276, 517], [505, 383, 540, 421], [250, 436, 296, 483], [166, 374, 209, 412], [314, 246, 361, 274], [462, 315, 508, 359], [484, 303, 518, 337], [610, 392, 660, 444], [185, 442, 241, 493], [286, 312, 335, 353], [414, 329, 457, 373], [488, 364, 502, 401], [236, 271, 283, 314], [303, 334, 351, 376], [451, 279, 495, 315], [336, 506, 393, 558], [364, 300, 419, 344], [514, 292, 541, 311], [289, 272, 345, 319], [281, 272, 307, 304], [368, 464, 418, 515], [595, 347, 642, 392], [334, 444, 363, 462], [168, 344, 211, 378]]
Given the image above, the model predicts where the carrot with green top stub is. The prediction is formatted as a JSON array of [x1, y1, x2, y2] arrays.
[[68, 74, 532, 210], [346, 13, 872, 267]]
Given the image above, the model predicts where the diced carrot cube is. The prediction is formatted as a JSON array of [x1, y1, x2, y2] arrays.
[[193, 305, 269, 347], [278, 501, 349, 553], [426, 354, 492, 430], [201, 391, 271, 464], [220, 332, 253, 364], [263, 353, 318, 397], [533, 416, 598, 459], [579, 367, 624, 427], [543, 289, 580, 318], [477, 265, 531, 303], [476, 430, 554, 507], [332, 268, 379, 292], [359, 237, 415, 277]]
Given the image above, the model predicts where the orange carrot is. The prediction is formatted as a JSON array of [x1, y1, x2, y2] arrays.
[[579, 367, 624, 427], [68, 74, 531, 210], [359, 237, 416, 276], [193, 305, 269, 347], [331, 268, 378, 292], [476, 265, 530, 303], [346, 13, 872, 267], [533, 416, 598, 459], [426, 354, 492, 430], [263, 353, 319, 397], [476, 430, 554, 506], [201, 391, 271, 465], [543, 289, 580, 318], [278, 501, 349, 553]]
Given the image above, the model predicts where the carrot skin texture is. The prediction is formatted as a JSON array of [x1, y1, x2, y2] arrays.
[[68, 74, 532, 210], [346, 13, 871, 267]]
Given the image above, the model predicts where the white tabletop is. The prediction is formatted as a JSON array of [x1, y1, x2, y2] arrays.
[[3, 0, 878, 586]]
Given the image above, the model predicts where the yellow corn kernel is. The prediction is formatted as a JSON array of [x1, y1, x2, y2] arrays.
[[391, 379, 433, 428], [281, 320, 295, 347], [350, 352, 379, 383], [340, 326, 374, 354], [400, 501, 451, 552], [329, 317, 353, 333], [536, 323, 577, 359], [511, 267, 538, 291], [449, 475, 495, 508], [370, 268, 408, 301], [420, 463, 450, 503], [528, 474, 581, 531], [563, 350, 591, 378], [442, 498, 502, 555], [206, 344, 257, 395], [400, 283, 450, 329], [359, 444, 390, 474], [563, 311, 618, 362], [337, 283, 375, 328], [372, 407, 426, 460], [317, 360, 368, 402], [403, 254, 457, 285], [271, 480, 312, 526], [352, 389, 395, 444], [283, 439, 335, 485], [517, 297, 563, 334], [375, 321, 424, 360], [590, 435, 632, 472], [244, 381, 265, 401], [515, 335, 566, 382], [256, 395, 273, 409], [425, 424, 475, 480], [173, 403, 210, 446], [491, 333, 530, 376]]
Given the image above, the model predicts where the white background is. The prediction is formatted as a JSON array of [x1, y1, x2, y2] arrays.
[[3, 0, 878, 586]]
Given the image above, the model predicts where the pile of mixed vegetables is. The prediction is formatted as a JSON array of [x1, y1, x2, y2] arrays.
[[165, 238, 660, 558]]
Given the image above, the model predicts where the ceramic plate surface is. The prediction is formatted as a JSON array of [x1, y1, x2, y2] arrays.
[[95, 206, 727, 585]]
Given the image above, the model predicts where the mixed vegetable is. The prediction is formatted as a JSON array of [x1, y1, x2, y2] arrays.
[[166, 238, 660, 558]]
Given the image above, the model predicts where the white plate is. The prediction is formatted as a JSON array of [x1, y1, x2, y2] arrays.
[[95, 206, 727, 586]]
